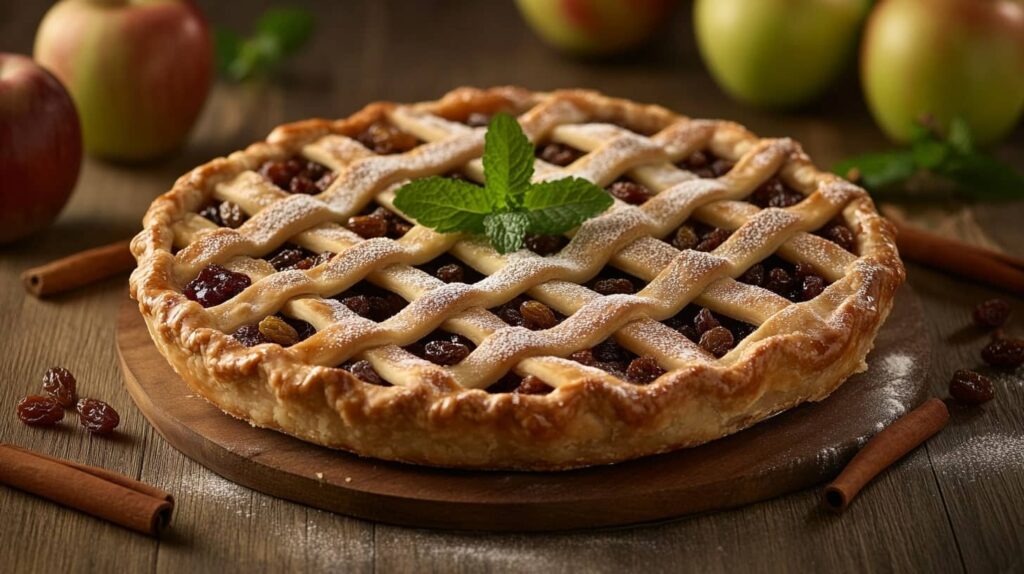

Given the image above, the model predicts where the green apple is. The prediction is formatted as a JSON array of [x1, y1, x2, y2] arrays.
[[34, 0, 212, 161], [694, 0, 871, 108], [861, 0, 1024, 145], [516, 0, 676, 55]]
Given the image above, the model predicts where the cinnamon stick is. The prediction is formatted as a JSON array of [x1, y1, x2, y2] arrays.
[[893, 221, 1024, 295], [0, 443, 173, 535], [823, 398, 949, 512], [21, 239, 135, 298]]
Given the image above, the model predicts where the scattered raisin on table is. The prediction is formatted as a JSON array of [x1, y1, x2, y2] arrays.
[[42, 367, 77, 408], [981, 337, 1024, 368], [76, 398, 120, 435], [949, 370, 995, 405], [16, 396, 64, 426], [972, 298, 1011, 329]]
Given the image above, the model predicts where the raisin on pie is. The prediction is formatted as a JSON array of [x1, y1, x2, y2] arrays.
[[130, 87, 904, 470]]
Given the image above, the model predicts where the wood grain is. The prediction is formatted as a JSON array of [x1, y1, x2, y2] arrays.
[[1, 0, 1021, 571]]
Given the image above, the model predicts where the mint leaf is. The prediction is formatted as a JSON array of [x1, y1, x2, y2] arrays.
[[482, 113, 534, 207], [833, 151, 916, 190], [938, 152, 1024, 201], [393, 177, 493, 233], [257, 8, 315, 55], [523, 178, 613, 234], [214, 29, 243, 77], [834, 116, 1024, 202], [484, 212, 530, 254], [214, 6, 316, 82]]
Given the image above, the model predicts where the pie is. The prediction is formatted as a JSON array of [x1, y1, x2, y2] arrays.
[[129, 87, 904, 470]]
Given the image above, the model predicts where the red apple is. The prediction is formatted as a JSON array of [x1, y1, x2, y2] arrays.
[[34, 0, 213, 161], [516, 0, 677, 55], [0, 53, 82, 244], [861, 0, 1024, 145]]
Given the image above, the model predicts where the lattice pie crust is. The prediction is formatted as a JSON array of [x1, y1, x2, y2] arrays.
[[130, 87, 904, 469]]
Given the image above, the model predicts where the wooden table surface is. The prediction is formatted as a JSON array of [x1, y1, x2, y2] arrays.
[[2, 1, 1022, 572]]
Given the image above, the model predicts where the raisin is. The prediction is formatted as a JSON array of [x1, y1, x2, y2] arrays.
[[184, 265, 252, 307], [699, 326, 735, 358], [258, 316, 299, 346], [593, 340, 628, 363], [593, 277, 635, 295], [570, 349, 598, 366], [711, 159, 735, 177], [233, 324, 269, 347], [607, 181, 652, 205], [16, 395, 64, 426], [355, 121, 419, 155], [198, 204, 223, 226], [626, 356, 665, 384], [683, 150, 708, 169], [497, 306, 526, 327], [679, 325, 700, 342], [949, 370, 995, 405], [981, 337, 1024, 368], [268, 247, 309, 271], [739, 263, 765, 287], [514, 376, 553, 395], [76, 398, 120, 434], [973, 298, 1011, 329], [315, 172, 337, 192], [347, 215, 388, 239], [288, 318, 316, 341], [341, 295, 373, 318], [823, 223, 856, 252], [695, 228, 730, 252], [424, 340, 471, 365], [345, 360, 385, 386], [218, 201, 247, 228], [289, 175, 318, 195], [765, 267, 794, 297], [801, 275, 826, 300], [436, 263, 465, 283], [520, 300, 557, 330], [537, 142, 581, 167], [311, 251, 335, 267], [260, 159, 298, 189], [694, 307, 720, 335], [672, 225, 699, 251], [794, 262, 817, 279], [750, 178, 803, 208], [42, 367, 77, 408], [524, 234, 566, 256]]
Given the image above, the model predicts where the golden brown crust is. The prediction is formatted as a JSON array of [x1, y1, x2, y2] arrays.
[[130, 87, 904, 470]]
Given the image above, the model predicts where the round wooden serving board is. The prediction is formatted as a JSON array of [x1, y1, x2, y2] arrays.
[[117, 287, 929, 531]]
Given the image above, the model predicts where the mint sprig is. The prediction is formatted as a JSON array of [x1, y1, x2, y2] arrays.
[[215, 7, 316, 82], [393, 113, 613, 253], [834, 118, 1024, 202]]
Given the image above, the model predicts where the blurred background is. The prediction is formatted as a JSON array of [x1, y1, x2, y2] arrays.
[[1, 0, 1022, 247]]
